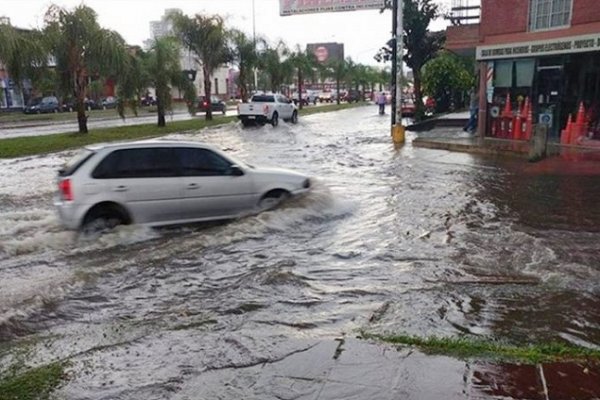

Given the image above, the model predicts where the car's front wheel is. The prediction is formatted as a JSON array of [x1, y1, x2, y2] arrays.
[[258, 190, 290, 211], [291, 111, 298, 124]]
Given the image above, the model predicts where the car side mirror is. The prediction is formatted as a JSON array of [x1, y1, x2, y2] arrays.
[[229, 165, 244, 176]]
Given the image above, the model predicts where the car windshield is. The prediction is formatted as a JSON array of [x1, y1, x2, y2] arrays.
[[251, 95, 275, 102], [28, 98, 42, 106]]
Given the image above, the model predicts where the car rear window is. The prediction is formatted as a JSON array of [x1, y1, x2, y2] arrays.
[[59, 149, 95, 177], [251, 95, 275, 103]]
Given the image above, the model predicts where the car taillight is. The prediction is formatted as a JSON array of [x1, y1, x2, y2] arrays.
[[263, 105, 269, 114], [58, 178, 73, 201], [203, 101, 208, 107]]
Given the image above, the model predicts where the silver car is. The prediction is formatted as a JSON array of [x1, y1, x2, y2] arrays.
[[54, 140, 311, 231]]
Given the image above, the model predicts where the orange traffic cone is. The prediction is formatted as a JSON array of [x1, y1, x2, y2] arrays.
[[513, 107, 523, 140], [561, 114, 572, 145], [571, 102, 587, 145], [501, 93, 512, 138], [524, 103, 533, 141]]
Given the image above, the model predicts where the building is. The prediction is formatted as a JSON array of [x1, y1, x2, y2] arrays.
[[147, 9, 234, 100], [447, 0, 600, 146]]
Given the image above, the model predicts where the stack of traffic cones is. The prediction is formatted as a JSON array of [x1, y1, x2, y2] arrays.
[[561, 114, 573, 145], [513, 101, 523, 140], [571, 102, 588, 145], [501, 93, 512, 138]]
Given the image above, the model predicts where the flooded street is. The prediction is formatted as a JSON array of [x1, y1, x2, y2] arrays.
[[1, 106, 599, 398]]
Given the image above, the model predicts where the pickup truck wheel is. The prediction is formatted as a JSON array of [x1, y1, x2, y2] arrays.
[[271, 112, 279, 127], [241, 119, 252, 127], [291, 111, 298, 124]]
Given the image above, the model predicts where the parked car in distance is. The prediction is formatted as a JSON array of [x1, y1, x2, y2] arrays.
[[198, 95, 226, 114], [401, 99, 416, 117], [344, 89, 361, 103], [98, 96, 118, 110], [237, 94, 298, 127], [291, 92, 309, 106], [54, 140, 312, 232], [140, 96, 157, 106], [23, 96, 60, 114]]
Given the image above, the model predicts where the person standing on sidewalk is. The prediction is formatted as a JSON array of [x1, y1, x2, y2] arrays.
[[464, 88, 479, 133], [376, 92, 386, 115]]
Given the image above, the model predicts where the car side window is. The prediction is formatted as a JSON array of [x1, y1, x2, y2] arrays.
[[175, 148, 232, 176], [92, 148, 178, 179]]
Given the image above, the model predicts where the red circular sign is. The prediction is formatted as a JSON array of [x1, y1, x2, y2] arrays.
[[315, 46, 329, 63]]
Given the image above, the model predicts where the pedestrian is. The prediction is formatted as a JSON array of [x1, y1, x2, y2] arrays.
[[463, 87, 479, 133], [376, 92, 386, 115]]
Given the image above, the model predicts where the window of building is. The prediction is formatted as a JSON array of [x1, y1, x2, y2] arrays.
[[529, 0, 572, 31]]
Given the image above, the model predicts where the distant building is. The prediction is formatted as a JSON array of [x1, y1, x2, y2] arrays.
[[146, 9, 234, 99]]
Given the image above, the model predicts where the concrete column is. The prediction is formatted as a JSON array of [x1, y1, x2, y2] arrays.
[[477, 62, 488, 140]]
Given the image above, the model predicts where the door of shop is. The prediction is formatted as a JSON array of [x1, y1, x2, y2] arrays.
[[535, 65, 563, 139]]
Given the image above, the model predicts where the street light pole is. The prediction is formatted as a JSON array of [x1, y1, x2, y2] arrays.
[[252, 0, 258, 90], [391, 0, 405, 144]]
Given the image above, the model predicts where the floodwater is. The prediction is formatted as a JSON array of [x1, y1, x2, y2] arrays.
[[1, 106, 599, 398]]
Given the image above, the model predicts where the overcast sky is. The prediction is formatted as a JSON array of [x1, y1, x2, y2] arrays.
[[3, 0, 450, 66]]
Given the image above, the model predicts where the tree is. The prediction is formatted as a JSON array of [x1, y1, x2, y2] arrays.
[[260, 41, 293, 94], [44, 5, 127, 133], [288, 46, 316, 109], [402, 0, 445, 119], [229, 29, 264, 103], [0, 24, 47, 105], [422, 51, 474, 113], [323, 58, 350, 105], [169, 11, 231, 121], [143, 37, 196, 127]]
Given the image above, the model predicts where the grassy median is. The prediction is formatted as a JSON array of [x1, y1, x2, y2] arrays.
[[362, 332, 600, 364], [0, 102, 367, 159], [0, 362, 67, 400]]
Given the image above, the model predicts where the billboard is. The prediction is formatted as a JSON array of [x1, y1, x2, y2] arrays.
[[280, 0, 385, 16], [307, 42, 345, 64]]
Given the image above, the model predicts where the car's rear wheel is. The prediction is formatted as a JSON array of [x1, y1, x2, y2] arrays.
[[258, 190, 290, 211], [81, 204, 129, 236], [271, 112, 279, 127]]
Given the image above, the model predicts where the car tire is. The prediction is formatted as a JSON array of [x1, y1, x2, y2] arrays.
[[81, 205, 128, 236], [258, 190, 290, 211], [241, 119, 253, 128], [291, 111, 298, 124], [222, 107, 226, 115], [271, 112, 279, 127]]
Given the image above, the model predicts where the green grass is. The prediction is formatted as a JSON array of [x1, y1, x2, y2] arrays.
[[0, 102, 367, 159], [0, 362, 67, 400], [362, 332, 600, 364]]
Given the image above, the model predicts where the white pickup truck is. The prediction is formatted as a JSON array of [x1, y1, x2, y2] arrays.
[[238, 94, 298, 127]]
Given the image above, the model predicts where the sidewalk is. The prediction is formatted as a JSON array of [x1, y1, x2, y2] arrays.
[[206, 338, 600, 399]]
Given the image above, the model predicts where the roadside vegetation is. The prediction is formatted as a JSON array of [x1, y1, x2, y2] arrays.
[[362, 332, 600, 364], [0, 102, 366, 159], [0, 361, 68, 400]]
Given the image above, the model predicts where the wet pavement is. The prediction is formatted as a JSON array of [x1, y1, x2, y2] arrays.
[[1, 106, 599, 399]]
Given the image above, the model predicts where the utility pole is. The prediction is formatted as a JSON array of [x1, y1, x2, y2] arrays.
[[391, 0, 405, 144], [253, 0, 258, 90]]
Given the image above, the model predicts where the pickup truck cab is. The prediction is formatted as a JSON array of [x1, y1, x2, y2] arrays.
[[238, 94, 298, 127]]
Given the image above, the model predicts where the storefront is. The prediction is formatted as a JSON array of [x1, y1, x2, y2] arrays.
[[477, 33, 600, 146]]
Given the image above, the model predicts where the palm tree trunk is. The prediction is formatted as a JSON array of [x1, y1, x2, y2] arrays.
[[298, 70, 303, 110], [413, 69, 424, 121], [204, 65, 213, 121], [336, 77, 341, 105], [157, 98, 166, 127]]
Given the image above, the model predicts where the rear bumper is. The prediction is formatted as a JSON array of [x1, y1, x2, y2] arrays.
[[54, 198, 84, 230], [238, 115, 269, 123]]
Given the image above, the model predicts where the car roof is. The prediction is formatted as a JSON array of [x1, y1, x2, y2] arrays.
[[85, 139, 219, 152]]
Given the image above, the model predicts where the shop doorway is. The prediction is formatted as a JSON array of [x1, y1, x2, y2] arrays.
[[535, 65, 563, 139]]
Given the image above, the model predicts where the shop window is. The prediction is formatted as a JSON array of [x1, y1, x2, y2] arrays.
[[529, 0, 571, 31], [516, 60, 535, 87], [495, 61, 513, 88]]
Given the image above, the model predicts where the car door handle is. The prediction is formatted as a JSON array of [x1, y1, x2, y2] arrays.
[[187, 183, 201, 190], [113, 185, 128, 192]]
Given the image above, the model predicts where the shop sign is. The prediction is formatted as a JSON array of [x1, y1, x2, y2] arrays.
[[280, 0, 385, 16], [477, 33, 600, 60]]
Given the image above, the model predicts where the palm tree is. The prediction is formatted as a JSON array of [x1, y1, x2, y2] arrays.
[[288, 46, 316, 109], [260, 41, 293, 94], [229, 29, 264, 103], [169, 11, 231, 121], [324, 58, 350, 105], [143, 37, 196, 127], [0, 24, 47, 106], [44, 5, 127, 133]]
